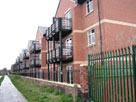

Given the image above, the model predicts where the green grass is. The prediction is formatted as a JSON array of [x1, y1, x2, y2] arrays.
[[9, 75, 75, 102], [0, 76, 4, 85]]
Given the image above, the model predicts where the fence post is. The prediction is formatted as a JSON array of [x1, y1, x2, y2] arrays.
[[88, 54, 91, 102], [132, 45, 136, 101]]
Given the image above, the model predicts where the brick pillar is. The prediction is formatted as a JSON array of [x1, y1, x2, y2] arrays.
[[80, 64, 88, 93]]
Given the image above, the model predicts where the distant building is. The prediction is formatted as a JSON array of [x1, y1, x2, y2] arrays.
[[0, 70, 6, 75]]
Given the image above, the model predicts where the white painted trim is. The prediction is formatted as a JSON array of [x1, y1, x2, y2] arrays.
[[102, 19, 136, 27], [73, 19, 136, 34], [80, 64, 88, 67], [41, 61, 88, 69], [41, 50, 46, 53], [64, 8, 71, 15]]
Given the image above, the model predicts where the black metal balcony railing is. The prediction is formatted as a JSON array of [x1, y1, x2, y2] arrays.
[[46, 46, 73, 64], [16, 58, 23, 64], [23, 61, 29, 69], [45, 18, 72, 40], [20, 64, 24, 70], [30, 59, 41, 68], [20, 58, 23, 63], [75, 0, 86, 4], [23, 50, 29, 59], [25, 62, 30, 69], [29, 42, 41, 54]]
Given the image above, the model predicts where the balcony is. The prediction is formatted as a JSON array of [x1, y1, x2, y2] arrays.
[[16, 57, 23, 64], [30, 59, 41, 68], [24, 61, 30, 69], [46, 46, 73, 64], [75, 0, 86, 4], [29, 41, 41, 54], [23, 49, 29, 59], [20, 64, 24, 70], [44, 18, 72, 41]]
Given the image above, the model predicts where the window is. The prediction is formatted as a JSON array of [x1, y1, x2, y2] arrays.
[[39, 54, 41, 60], [88, 29, 95, 45], [66, 65, 73, 84], [65, 10, 71, 19], [65, 10, 71, 29], [39, 38, 42, 44], [86, 0, 93, 14], [65, 37, 72, 57]]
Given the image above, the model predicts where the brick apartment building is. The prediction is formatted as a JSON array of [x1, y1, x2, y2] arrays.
[[12, 0, 136, 100]]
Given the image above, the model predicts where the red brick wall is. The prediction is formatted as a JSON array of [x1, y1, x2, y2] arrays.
[[41, 37, 47, 68], [41, 0, 136, 94], [102, 0, 136, 24]]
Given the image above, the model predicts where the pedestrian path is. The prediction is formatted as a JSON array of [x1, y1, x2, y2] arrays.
[[0, 76, 28, 102]]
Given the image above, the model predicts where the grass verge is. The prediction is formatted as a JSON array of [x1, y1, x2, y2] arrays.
[[0, 76, 4, 85], [9, 75, 79, 102]]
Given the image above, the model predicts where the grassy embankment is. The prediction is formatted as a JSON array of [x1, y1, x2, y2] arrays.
[[9, 75, 83, 102], [0, 76, 4, 85]]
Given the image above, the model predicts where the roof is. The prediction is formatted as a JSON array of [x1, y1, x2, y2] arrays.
[[38, 26, 48, 35]]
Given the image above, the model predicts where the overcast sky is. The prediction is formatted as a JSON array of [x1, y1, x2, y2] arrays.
[[0, 0, 59, 70]]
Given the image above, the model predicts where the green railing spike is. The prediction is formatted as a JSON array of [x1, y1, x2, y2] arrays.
[[121, 48, 126, 102], [125, 47, 130, 102], [88, 46, 136, 102]]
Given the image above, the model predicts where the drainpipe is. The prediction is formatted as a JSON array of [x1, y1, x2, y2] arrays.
[[97, 0, 103, 56], [59, 18, 63, 82], [34, 43, 36, 78], [47, 41, 50, 80], [53, 37, 56, 81]]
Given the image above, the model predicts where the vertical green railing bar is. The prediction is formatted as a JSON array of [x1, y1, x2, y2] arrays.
[[113, 50, 116, 101], [105, 52, 108, 101], [101, 53, 104, 101], [110, 51, 114, 101], [98, 53, 100, 101], [104, 53, 106, 102], [96, 54, 99, 101], [119, 49, 123, 101], [116, 50, 120, 102], [122, 48, 126, 101], [108, 51, 111, 102], [125, 48, 130, 101], [132, 45, 136, 101], [88, 54, 91, 102], [94, 54, 98, 101], [128, 47, 133, 101], [92, 54, 95, 100]]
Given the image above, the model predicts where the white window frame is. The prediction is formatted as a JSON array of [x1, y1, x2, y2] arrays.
[[65, 37, 72, 57], [86, 0, 93, 14], [66, 65, 73, 84], [39, 38, 42, 44], [88, 29, 95, 46], [65, 9, 71, 29]]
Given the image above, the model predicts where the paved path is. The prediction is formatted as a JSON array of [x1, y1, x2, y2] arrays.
[[0, 76, 28, 102]]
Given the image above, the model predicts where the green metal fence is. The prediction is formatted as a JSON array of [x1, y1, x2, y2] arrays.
[[88, 45, 136, 102]]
